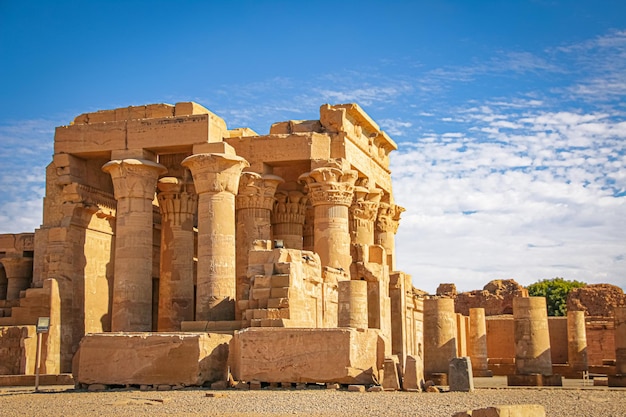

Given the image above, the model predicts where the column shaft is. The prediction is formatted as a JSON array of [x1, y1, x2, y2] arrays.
[[299, 166, 357, 272], [424, 298, 458, 375], [182, 152, 248, 321], [157, 177, 196, 331], [236, 173, 282, 319], [102, 158, 166, 332], [513, 296, 552, 375], [338, 280, 368, 328], [469, 308, 491, 376], [567, 310, 588, 372]]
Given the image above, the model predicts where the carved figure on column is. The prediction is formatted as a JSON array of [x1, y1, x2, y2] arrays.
[[375, 201, 405, 272], [156, 176, 197, 331], [272, 190, 307, 250], [349, 181, 382, 246], [299, 164, 357, 272], [182, 152, 249, 322]]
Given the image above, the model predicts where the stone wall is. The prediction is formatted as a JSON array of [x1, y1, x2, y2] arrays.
[[0, 326, 36, 375], [567, 284, 626, 317], [454, 280, 528, 316]]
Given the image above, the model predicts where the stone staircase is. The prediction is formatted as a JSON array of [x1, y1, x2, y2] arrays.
[[0, 287, 50, 326]]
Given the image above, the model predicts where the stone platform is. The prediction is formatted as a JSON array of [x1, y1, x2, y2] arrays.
[[507, 374, 563, 387], [73, 332, 231, 386], [229, 327, 385, 385]]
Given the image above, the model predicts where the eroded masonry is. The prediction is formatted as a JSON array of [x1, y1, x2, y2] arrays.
[[0, 103, 423, 386], [0, 102, 624, 389]]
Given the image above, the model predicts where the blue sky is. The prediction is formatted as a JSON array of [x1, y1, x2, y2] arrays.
[[1, 1, 624, 294]]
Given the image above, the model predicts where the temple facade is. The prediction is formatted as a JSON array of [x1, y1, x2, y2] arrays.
[[0, 102, 424, 385]]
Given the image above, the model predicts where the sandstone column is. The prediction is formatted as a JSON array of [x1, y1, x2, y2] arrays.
[[615, 307, 626, 375], [469, 307, 492, 377], [302, 202, 314, 252], [0, 257, 33, 300], [567, 310, 588, 373], [102, 158, 166, 332], [272, 190, 307, 250], [236, 172, 283, 318], [338, 280, 368, 329], [349, 185, 381, 245], [182, 153, 248, 321], [375, 202, 405, 272], [513, 296, 552, 375], [299, 165, 357, 272], [156, 177, 197, 331], [423, 298, 458, 377]]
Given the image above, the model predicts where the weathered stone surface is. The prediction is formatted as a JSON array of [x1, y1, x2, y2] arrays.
[[436, 283, 457, 297], [469, 404, 546, 417], [455, 279, 528, 316], [449, 357, 474, 392], [567, 284, 626, 317], [381, 356, 401, 390], [73, 333, 231, 386], [424, 298, 457, 376], [403, 354, 424, 391], [0, 326, 36, 375], [230, 328, 384, 385], [513, 297, 552, 375]]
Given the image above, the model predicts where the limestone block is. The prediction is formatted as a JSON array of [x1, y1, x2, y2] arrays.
[[382, 356, 401, 390], [449, 357, 474, 392], [230, 328, 384, 385], [403, 355, 424, 391], [73, 333, 231, 386], [469, 404, 546, 417]]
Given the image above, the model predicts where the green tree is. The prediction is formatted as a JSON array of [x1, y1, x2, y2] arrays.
[[526, 277, 587, 316]]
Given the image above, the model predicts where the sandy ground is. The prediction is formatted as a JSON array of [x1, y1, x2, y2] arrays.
[[1, 378, 625, 417]]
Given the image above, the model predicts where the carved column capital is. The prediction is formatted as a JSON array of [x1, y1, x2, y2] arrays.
[[181, 153, 249, 195], [299, 167, 357, 207], [236, 172, 283, 211], [272, 190, 308, 225], [376, 203, 405, 234], [157, 177, 197, 226], [102, 158, 166, 200], [351, 186, 382, 222]]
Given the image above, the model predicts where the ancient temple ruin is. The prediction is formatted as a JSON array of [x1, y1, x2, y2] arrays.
[[0, 102, 423, 386], [1, 101, 623, 389]]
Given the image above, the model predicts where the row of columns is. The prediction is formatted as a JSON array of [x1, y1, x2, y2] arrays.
[[423, 297, 592, 380], [102, 155, 402, 332]]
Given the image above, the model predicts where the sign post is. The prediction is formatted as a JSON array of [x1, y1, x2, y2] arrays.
[[34, 317, 50, 392]]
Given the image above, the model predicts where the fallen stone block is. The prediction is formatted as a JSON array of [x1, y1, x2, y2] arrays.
[[382, 356, 401, 390], [348, 384, 365, 392], [449, 357, 474, 392], [230, 327, 384, 385], [466, 404, 546, 417], [73, 332, 231, 387], [403, 354, 424, 392]]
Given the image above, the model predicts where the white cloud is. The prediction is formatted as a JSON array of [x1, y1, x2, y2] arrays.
[[392, 104, 626, 294]]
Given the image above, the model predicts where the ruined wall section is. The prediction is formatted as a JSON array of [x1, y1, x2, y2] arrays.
[[242, 246, 326, 328]]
